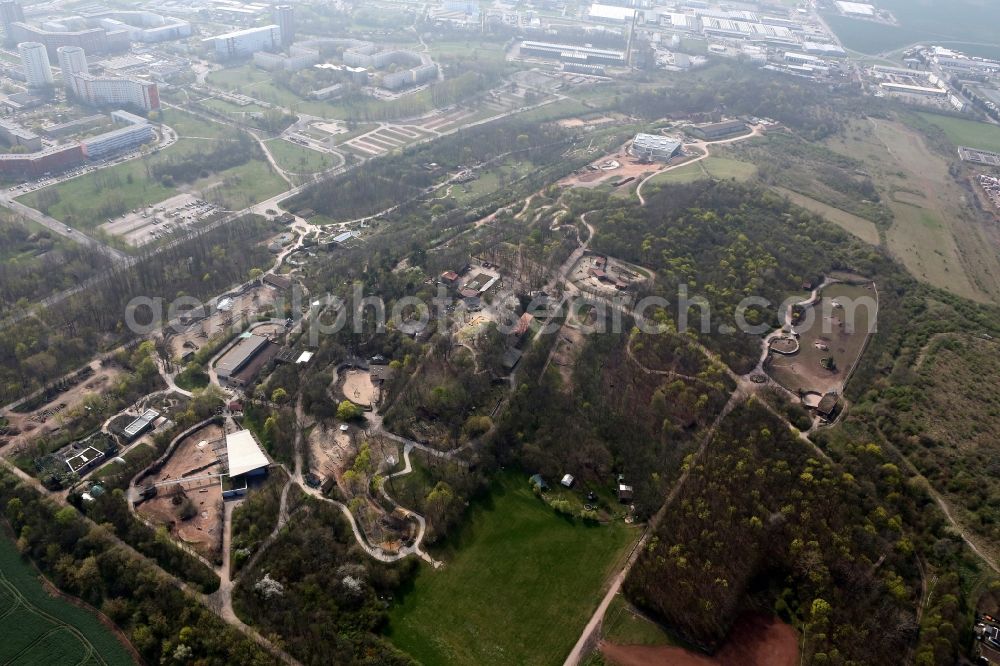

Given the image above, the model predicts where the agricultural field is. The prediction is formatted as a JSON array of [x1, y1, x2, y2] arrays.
[[826, 118, 999, 303], [386, 472, 638, 666], [824, 0, 1000, 57], [916, 112, 1000, 153], [0, 533, 134, 666], [773, 187, 881, 245]]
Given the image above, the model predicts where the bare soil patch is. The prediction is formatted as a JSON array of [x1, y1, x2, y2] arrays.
[[768, 283, 876, 396], [601, 614, 797, 666], [340, 369, 377, 407], [3, 365, 125, 449], [136, 422, 224, 562], [167, 286, 276, 360], [550, 324, 586, 387], [307, 422, 353, 485]]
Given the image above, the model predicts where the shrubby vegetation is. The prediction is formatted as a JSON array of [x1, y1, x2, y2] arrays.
[[287, 119, 573, 222], [0, 214, 280, 405], [626, 401, 918, 663], [577, 180, 877, 372], [150, 132, 259, 186], [232, 500, 418, 665], [621, 63, 880, 140]]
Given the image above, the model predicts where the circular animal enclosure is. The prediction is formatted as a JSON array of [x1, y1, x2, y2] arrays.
[[340, 369, 376, 408], [769, 336, 800, 355]]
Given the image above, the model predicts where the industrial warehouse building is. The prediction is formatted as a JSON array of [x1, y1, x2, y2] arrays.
[[519, 40, 626, 66], [689, 120, 748, 141], [631, 133, 682, 161], [215, 333, 279, 386]]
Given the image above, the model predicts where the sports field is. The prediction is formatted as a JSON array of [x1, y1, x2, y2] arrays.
[[387, 472, 639, 666], [0, 534, 134, 666]]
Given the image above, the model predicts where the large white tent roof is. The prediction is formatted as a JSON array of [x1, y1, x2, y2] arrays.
[[226, 430, 269, 477]]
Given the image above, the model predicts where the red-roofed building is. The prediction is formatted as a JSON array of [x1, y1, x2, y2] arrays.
[[441, 271, 459, 283]]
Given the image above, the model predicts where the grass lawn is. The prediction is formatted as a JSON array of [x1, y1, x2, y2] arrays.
[[208, 65, 337, 117], [161, 108, 230, 139], [91, 442, 155, 480], [916, 112, 1000, 153], [646, 157, 755, 189], [194, 159, 288, 211], [702, 157, 756, 181], [264, 139, 340, 175], [449, 160, 534, 204], [0, 531, 134, 665], [18, 139, 286, 229], [602, 594, 675, 647], [772, 187, 881, 246], [386, 471, 639, 666], [825, 118, 993, 302], [647, 161, 706, 186]]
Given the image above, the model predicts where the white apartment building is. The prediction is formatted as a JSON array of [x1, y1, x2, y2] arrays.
[[206, 25, 280, 59], [71, 73, 160, 111], [57, 45, 88, 94], [18, 41, 53, 87]]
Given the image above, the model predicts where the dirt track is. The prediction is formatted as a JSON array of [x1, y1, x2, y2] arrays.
[[600, 614, 797, 666]]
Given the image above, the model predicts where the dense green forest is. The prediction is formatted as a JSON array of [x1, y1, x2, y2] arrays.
[[0, 216, 115, 315], [0, 214, 281, 405], [625, 401, 917, 662], [232, 500, 418, 665], [0, 468, 278, 665], [575, 180, 879, 372]]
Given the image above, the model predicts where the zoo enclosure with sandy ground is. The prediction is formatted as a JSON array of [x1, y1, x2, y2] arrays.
[[767, 282, 876, 397], [136, 422, 225, 563]]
